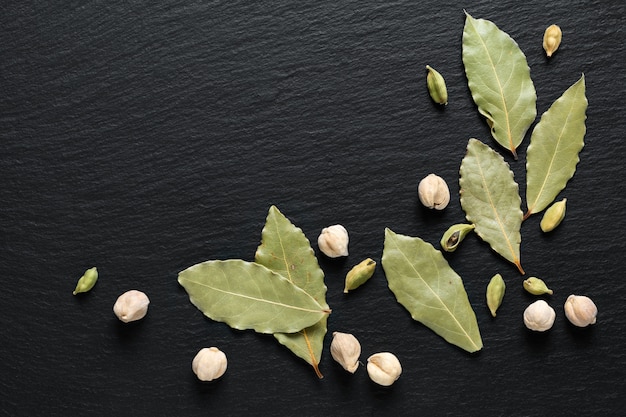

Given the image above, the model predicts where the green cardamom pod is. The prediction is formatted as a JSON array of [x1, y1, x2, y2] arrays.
[[344, 258, 376, 293], [523, 277, 553, 295], [426, 65, 448, 105], [440, 223, 475, 252], [540, 198, 567, 232], [72, 267, 98, 295], [486, 273, 506, 317], [543, 24, 562, 58]]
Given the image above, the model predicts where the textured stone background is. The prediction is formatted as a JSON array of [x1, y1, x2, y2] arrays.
[[2, 1, 625, 415]]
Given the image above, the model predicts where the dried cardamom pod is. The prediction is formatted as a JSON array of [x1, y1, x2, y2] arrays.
[[426, 65, 448, 105], [440, 224, 475, 252], [72, 267, 98, 295], [344, 258, 376, 293], [540, 198, 567, 232], [523, 277, 553, 295], [543, 24, 562, 58], [486, 273, 506, 317]]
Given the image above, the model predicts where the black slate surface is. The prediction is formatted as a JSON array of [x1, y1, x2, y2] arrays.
[[2, 1, 626, 416]]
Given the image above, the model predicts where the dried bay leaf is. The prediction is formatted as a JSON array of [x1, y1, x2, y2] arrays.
[[381, 228, 483, 353], [255, 206, 329, 378], [460, 139, 524, 274], [178, 260, 329, 334], [525, 75, 587, 217], [462, 12, 537, 158]]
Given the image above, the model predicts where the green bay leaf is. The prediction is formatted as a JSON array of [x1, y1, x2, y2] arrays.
[[382, 229, 482, 353], [462, 12, 537, 158], [178, 259, 329, 334], [255, 206, 329, 378], [460, 139, 524, 274], [525, 75, 587, 217]]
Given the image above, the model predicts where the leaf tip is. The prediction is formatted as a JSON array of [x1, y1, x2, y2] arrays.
[[467, 137, 479, 148], [515, 260, 525, 275], [470, 344, 483, 353]]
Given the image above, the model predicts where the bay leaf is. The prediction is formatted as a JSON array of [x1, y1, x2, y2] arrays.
[[381, 228, 483, 353], [178, 259, 329, 334], [460, 139, 524, 274], [525, 75, 587, 217], [462, 12, 537, 158], [255, 206, 329, 378]]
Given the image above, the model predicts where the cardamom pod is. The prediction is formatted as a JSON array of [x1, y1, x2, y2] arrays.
[[344, 258, 376, 293], [540, 198, 567, 232], [543, 24, 562, 58], [440, 224, 475, 252], [72, 267, 98, 295], [426, 65, 448, 105], [486, 273, 506, 317], [523, 277, 553, 295]]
